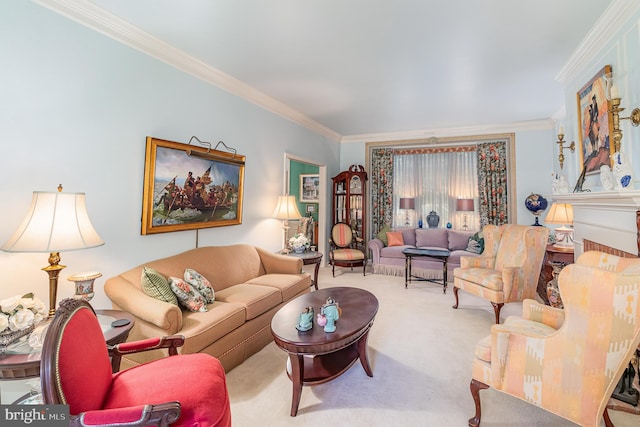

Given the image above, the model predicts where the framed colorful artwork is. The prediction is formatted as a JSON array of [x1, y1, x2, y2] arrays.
[[141, 136, 245, 235], [576, 65, 614, 175], [300, 174, 320, 202]]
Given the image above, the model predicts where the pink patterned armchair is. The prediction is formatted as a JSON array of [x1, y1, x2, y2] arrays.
[[468, 251, 640, 427], [453, 224, 549, 323]]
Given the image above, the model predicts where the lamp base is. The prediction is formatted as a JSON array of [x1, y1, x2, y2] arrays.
[[42, 252, 65, 317], [553, 226, 574, 249]]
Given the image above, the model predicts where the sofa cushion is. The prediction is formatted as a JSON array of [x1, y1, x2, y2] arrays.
[[416, 228, 448, 248], [178, 301, 246, 354], [380, 245, 413, 259], [141, 267, 179, 306], [184, 268, 215, 303], [245, 273, 310, 302], [215, 283, 281, 321], [387, 231, 405, 247], [376, 224, 392, 246], [170, 277, 208, 312], [448, 230, 474, 250], [401, 228, 417, 246]]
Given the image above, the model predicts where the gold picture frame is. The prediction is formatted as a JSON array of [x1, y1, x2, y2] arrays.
[[141, 136, 245, 235], [576, 65, 614, 175]]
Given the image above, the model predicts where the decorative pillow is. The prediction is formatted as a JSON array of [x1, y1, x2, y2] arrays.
[[387, 231, 405, 247], [448, 230, 474, 250], [184, 268, 215, 303], [466, 231, 485, 254], [169, 277, 207, 312], [415, 228, 448, 248], [376, 224, 392, 246], [141, 267, 179, 306]]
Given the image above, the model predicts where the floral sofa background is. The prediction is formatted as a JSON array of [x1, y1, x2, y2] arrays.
[[367, 227, 482, 280]]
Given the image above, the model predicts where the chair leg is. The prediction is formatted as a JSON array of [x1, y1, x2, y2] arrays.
[[491, 302, 504, 324], [362, 260, 366, 276], [332, 262, 336, 277], [452, 286, 460, 309], [603, 408, 614, 427], [469, 378, 489, 427]]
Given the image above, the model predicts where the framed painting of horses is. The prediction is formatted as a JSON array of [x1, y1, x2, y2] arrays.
[[141, 136, 245, 235]]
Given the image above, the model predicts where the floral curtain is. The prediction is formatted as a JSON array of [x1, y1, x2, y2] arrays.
[[476, 141, 509, 225], [370, 148, 394, 236]]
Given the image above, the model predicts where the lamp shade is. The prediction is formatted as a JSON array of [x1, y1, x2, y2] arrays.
[[456, 198, 475, 212], [399, 198, 415, 210], [544, 203, 573, 225], [272, 195, 302, 220], [2, 191, 104, 253]]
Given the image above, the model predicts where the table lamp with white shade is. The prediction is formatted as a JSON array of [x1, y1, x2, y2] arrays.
[[1, 185, 104, 316], [272, 195, 302, 253], [544, 202, 574, 249]]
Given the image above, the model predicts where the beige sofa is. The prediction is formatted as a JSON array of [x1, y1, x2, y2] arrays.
[[104, 244, 310, 372]]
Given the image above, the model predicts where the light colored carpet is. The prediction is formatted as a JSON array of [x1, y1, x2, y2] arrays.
[[226, 266, 639, 427]]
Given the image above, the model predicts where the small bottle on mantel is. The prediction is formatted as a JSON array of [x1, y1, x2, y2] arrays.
[[418, 216, 423, 228]]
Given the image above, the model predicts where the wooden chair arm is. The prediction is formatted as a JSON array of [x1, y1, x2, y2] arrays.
[[74, 402, 181, 427], [108, 335, 185, 358]]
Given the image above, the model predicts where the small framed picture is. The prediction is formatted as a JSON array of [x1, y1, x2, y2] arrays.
[[306, 204, 316, 213], [300, 174, 320, 202]]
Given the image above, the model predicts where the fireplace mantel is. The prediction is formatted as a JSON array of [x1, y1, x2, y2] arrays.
[[544, 190, 640, 256]]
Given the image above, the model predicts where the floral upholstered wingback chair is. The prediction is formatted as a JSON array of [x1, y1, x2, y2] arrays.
[[453, 224, 549, 323], [468, 251, 640, 427]]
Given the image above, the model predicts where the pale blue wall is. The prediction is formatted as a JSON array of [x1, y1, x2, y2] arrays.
[[560, 7, 640, 191], [0, 2, 339, 308]]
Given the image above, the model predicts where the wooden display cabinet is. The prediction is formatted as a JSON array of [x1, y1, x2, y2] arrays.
[[331, 164, 368, 242]]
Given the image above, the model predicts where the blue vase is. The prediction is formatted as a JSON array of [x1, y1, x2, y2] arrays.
[[418, 217, 423, 228]]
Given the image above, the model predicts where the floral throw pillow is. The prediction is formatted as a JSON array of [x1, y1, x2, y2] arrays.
[[184, 268, 215, 303], [169, 277, 207, 312]]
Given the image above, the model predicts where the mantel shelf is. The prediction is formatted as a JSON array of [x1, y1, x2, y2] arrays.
[[545, 190, 640, 208]]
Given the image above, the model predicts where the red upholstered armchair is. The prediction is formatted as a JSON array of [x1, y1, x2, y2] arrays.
[[40, 298, 231, 427]]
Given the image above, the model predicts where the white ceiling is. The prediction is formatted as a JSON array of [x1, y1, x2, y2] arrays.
[[77, 1, 611, 139]]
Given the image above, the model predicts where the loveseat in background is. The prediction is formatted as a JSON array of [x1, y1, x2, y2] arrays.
[[367, 228, 480, 280], [105, 244, 310, 372]]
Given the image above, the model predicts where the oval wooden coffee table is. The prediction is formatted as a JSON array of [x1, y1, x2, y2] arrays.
[[270, 287, 378, 416]]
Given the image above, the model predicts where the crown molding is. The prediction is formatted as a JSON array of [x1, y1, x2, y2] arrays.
[[340, 119, 553, 144], [555, 0, 640, 84], [34, 0, 342, 142]]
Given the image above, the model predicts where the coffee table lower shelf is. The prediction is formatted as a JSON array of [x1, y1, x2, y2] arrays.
[[287, 339, 369, 384]]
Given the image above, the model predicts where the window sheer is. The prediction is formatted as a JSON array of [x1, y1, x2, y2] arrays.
[[392, 149, 478, 229]]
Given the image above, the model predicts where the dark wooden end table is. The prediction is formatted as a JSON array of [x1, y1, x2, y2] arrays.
[[403, 248, 451, 293], [270, 287, 378, 416], [285, 250, 323, 290], [0, 309, 134, 382]]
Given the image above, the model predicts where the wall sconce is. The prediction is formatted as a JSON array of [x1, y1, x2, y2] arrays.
[[556, 127, 575, 170], [607, 79, 640, 153]]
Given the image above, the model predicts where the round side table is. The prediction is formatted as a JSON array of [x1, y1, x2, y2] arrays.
[[0, 309, 134, 381], [285, 251, 323, 290]]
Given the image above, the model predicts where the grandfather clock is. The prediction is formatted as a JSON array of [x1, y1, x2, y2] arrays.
[[331, 164, 368, 242]]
